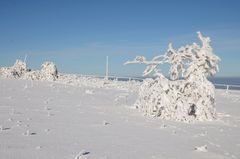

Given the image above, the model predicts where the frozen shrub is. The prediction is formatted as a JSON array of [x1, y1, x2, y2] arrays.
[[12, 59, 30, 77], [0, 60, 58, 81], [40, 61, 58, 81], [0, 59, 30, 78], [125, 32, 220, 122], [23, 70, 42, 80]]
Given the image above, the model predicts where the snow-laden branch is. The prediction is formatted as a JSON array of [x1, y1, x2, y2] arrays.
[[125, 32, 220, 80], [124, 55, 168, 77]]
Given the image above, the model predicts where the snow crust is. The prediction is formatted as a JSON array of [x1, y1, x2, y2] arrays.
[[125, 32, 220, 122]]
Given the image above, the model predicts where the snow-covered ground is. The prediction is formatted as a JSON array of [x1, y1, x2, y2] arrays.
[[0, 78, 240, 159]]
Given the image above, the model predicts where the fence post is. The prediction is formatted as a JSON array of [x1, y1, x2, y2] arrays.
[[226, 85, 229, 94], [105, 56, 109, 80]]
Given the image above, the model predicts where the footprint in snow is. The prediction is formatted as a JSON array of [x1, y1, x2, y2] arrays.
[[23, 130, 37, 136], [44, 98, 53, 104], [44, 129, 50, 133], [172, 130, 177, 135], [194, 145, 208, 152], [24, 124, 30, 128], [16, 120, 23, 126], [75, 150, 90, 159], [6, 96, 13, 100], [8, 118, 14, 122], [36, 145, 43, 149], [23, 84, 28, 90], [85, 89, 94, 95], [44, 106, 51, 110], [47, 112, 54, 116], [102, 120, 110, 126], [0, 125, 11, 131], [160, 124, 167, 129]]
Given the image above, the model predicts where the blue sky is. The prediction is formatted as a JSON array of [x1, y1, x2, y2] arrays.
[[0, 0, 240, 77]]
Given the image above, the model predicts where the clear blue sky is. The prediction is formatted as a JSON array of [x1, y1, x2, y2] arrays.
[[0, 0, 240, 77]]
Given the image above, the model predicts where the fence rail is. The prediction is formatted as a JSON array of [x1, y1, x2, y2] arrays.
[[214, 83, 240, 91]]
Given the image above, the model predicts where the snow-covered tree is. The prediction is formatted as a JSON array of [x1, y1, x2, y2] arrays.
[[40, 61, 58, 81], [0, 60, 58, 81], [0, 59, 30, 78], [125, 32, 220, 122]]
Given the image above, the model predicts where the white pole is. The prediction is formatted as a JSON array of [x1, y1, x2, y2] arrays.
[[106, 56, 109, 80], [24, 54, 28, 63]]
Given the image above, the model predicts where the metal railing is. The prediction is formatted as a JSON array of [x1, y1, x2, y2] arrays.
[[213, 83, 240, 91], [59, 73, 144, 81]]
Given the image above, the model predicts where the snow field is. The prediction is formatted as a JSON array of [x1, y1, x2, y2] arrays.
[[0, 79, 240, 159]]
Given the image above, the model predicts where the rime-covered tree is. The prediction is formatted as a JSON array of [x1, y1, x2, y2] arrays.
[[125, 32, 220, 122], [40, 61, 58, 81], [0, 60, 58, 81]]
